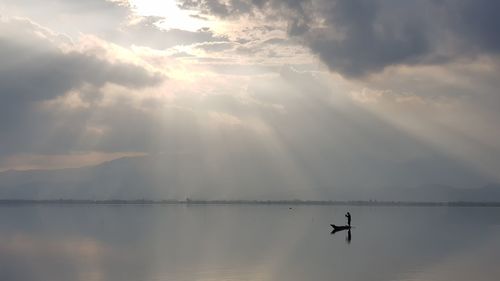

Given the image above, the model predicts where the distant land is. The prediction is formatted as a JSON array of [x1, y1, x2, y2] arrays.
[[0, 199, 499, 207], [1, 154, 500, 202]]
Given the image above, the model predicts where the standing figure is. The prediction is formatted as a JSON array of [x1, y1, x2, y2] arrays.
[[345, 212, 351, 226]]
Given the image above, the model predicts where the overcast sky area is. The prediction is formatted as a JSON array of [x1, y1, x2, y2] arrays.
[[1, 0, 500, 199]]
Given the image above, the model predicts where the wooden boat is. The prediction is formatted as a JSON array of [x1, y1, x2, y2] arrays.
[[330, 224, 351, 232]]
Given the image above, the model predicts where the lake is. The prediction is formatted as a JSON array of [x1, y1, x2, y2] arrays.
[[0, 205, 499, 281]]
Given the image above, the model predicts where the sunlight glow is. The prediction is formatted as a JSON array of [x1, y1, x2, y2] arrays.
[[128, 0, 209, 31]]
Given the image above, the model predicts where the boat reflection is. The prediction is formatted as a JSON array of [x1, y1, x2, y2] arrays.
[[331, 225, 352, 244]]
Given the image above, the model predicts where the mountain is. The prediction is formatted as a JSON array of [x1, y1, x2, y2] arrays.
[[0, 153, 312, 200], [0, 154, 499, 201], [367, 183, 500, 202]]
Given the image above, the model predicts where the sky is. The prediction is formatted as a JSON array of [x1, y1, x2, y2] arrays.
[[1, 0, 500, 196]]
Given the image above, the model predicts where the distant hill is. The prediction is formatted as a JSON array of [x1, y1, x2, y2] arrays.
[[0, 154, 499, 201], [0, 154, 310, 200], [368, 183, 500, 202]]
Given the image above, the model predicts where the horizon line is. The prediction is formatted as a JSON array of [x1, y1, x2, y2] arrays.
[[0, 199, 499, 207]]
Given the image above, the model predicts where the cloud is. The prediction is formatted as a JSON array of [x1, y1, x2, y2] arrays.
[[116, 17, 228, 49], [1, 1, 500, 196], [1, 0, 227, 50], [179, 0, 500, 77], [195, 41, 234, 52], [0, 17, 164, 156], [0, 0, 131, 37]]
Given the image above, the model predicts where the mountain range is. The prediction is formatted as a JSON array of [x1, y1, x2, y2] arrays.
[[0, 154, 499, 201]]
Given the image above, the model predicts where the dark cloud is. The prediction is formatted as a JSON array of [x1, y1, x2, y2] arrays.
[[450, 1, 500, 54], [304, 0, 433, 77], [179, 0, 500, 77], [287, 17, 309, 36]]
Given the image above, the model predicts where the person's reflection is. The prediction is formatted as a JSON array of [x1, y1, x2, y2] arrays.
[[331, 228, 352, 244]]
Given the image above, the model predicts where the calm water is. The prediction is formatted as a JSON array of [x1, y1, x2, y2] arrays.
[[0, 205, 499, 281]]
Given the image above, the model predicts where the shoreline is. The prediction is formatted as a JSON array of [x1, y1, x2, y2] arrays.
[[0, 199, 499, 207]]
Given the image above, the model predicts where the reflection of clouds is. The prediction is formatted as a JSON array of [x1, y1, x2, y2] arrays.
[[143, 206, 318, 281], [408, 233, 500, 281], [0, 206, 499, 281], [0, 234, 106, 258], [0, 233, 109, 281]]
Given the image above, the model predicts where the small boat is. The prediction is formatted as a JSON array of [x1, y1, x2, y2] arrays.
[[330, 224, 351, 232]]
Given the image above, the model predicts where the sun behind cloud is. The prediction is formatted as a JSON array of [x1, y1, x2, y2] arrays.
[[128, 0, 210, 31]]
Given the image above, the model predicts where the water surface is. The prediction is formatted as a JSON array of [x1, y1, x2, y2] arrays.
[[0, 205, 499, 281]]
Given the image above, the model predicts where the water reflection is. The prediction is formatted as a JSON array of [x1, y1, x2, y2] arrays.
[[330, 225, 352, 244], [0, 205, 498, 281]]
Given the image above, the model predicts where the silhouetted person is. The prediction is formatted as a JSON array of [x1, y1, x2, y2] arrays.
[[345, 212, 351, 226]]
